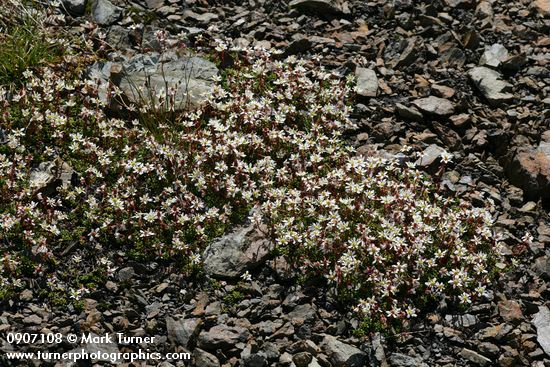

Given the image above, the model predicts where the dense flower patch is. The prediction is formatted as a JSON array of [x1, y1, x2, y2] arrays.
[[0, 17, 504, 325]]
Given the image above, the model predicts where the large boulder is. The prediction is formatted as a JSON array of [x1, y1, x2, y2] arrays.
[[118, 52, 218, 112]]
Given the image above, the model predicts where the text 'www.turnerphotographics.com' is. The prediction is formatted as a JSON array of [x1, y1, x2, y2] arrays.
[[3, 333, 191, 363]]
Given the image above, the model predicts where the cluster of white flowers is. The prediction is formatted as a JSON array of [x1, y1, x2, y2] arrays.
[[0, 34, 507, 325]]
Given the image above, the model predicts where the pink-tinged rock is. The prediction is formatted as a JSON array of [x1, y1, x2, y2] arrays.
[[498, 300, 523, 323], [533, 0, 550, 17], [506, 142, 550, 200]]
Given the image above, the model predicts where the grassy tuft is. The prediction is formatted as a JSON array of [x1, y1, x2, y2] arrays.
[[0, 1, 64, 87]]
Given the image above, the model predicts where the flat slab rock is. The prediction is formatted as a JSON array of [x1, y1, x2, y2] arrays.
[[468, 66, 514, 106], [321, 334, 367, 367], [532, 306, 550, 356], [202, 220, 273, 279], [412, 96, 455, 116], [197, 325, 250, 351]]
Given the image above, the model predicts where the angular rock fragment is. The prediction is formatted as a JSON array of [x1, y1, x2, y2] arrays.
[[91, 0, 122, 26], [394, 39, 418, 68], [61, 0, 87, 16], [198, 325, 250, 350], [533, 255, 550, 280], [355, 68, 378, 97], [166, 317, 202, 347], [460, 348, 492, 366], [388, 353, 429, 367], [468, 66, 514, 106], [479, 44, 508, 68], [412, 96, 455, 116], [29, 159, 75, 196], [506, 142, 550, 200], [203, 218, 272, 279], [498, 300, 523, 323], [533, 0, 550, 17], [395, 103, 423, 122], [193, 348, 220, 367], [321, 335, 367, 367], [532, 306, 550, 356], [415, 144, 446, 167]]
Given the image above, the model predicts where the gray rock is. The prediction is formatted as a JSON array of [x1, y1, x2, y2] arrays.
[[203, 219, 272, 279], [91, 0, 122, 26], [116, 267, 135, 282], [289, 0, 343, 15], [254, 320, 284, 335], [119, 53, 218, 112], [307, 357, 323, 367], [23, 314, 42, 325], [106, 25, 132, 51], [19, 289, 33, 302], [415, 144, 446, 167], [183, 10, 219, 24], [288, 304, 316, 325], [445, 314, 479, 328], [388, 353, 429, 367], [468, 66, 514, 106], [460, 348, 492, 366], [479, 44, 509, 68], [371, 333, 388, 367], [395, 39, 418, 68], [243, 353, 267, 367], [321, 334, 367, 367], [166, 317, 202, 347], [395, 103, 423, 122], [532, 306, 550, 356], [73, 333, 121, 363], [261, 341, 281, 361], [412, 96, 455, 116], [61, 0, 87, 15], [198, 325, 250, 351], [193, 348, 220, 367], [86, 60, 114, 105], [144, 0, 164, 9], [533, 255, 550, 280], [355, 68, 378, 97], [29, 159, 75, 195]]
